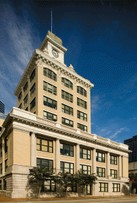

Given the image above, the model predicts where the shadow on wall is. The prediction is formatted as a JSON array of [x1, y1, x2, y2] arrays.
[[122, 183, 130, 195]]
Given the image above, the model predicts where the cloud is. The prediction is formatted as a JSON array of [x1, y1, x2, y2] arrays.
[[109, 127, 129, 140], [0, 3, 40, 113]]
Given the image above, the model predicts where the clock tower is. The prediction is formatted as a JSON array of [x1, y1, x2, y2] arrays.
[[40, 31, 67, 64]]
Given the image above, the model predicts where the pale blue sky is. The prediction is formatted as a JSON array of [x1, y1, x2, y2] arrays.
[[1, 0, 137, 143]]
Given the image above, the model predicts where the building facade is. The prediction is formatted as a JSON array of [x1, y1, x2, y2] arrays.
[[0, 31, 129, 198]]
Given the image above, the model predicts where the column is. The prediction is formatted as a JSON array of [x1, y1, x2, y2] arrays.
[[30, 132, 36, 167], [106, 152, 110, 178], [55, 139, 60, 173], [75, 144, 80, 173], [119, 155, 122, 179], [2, 137, 5, 175], [92, 148, 96, 174]]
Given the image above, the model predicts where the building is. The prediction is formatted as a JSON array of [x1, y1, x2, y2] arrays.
[[0, 101, 5, 114], [0, 31, 129, 198], [124, 136, 137, 193]]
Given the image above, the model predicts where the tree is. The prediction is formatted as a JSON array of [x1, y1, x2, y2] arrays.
[[28, 167, 53, 198]]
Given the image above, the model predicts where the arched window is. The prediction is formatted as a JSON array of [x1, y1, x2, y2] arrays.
[[43, 68, 57, 81], [77, 86, 87, 97], [62, 77, 73, 89]]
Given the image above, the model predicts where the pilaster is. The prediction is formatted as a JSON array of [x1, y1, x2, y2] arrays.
[[30, 132, 36, 167]]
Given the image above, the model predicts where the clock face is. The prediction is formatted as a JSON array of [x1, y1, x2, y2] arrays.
[[52, 49, 59, 58]]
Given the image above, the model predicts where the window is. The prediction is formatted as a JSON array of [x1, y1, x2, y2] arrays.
[[18, 103, 22, 109], [43, 81, 57, 95], [77, 98, 87, 109], [77, 86, 87, 97], [5, 159, 8, 172], [0, 163, 2, 175], [77, 123, 87, 132], [97, 167, 105, 177], [18, 91, 22, 100], [42, 180, 56, 192], [62, 78, 73, 89], [62, 117, 73, 127], [62, 90, 73, 102], [110, 154, 118, 165], [60, 162, 74, 174], [43, 68, 57, 81], [62, 104, 73, 115], [3, 179, 6, 190], [30, 98, 36, 110], [60, 143, 74, 157], [23, 81, 28, 92], [24, 94, 28, 105], [96, 151, 105, 162], [43, 96, 57, 109], [30, 69, 35, 82], [110, 169, 118, 179], [77, 110, 87, 121], [30, 83, 36, 95], [80, 147, 91, 160], [0, 143, 2, 157], [99, 183, 108, 192], [80, 165, 91, 175], [0, 180, 2, 190], [37, 137, 53, 153], [43, 111, 57, 121], [37, 158, 53, 171], [4, 138, 8, 153], [112, 183, 120, 192]]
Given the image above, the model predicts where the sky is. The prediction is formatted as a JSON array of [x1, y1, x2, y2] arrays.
[[0, 0, 137, 143]]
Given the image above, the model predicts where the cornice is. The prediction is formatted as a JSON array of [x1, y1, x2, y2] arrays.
[[35, 49, 94, 88], [3, 108, 129, 154]]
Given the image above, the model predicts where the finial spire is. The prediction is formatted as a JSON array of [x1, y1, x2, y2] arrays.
[[51, 9, 53, 33]]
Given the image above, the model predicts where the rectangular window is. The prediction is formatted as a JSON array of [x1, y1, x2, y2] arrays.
[[43, 96, 57, 109], [77, 123, 87, 132], [30, 83, 36, 95], [60, 162, 74, 174], [77, 110, 87, 121], [4, 138, 8, 153], [43, 81, 57, 95], [110, 169, 118, 179], [99, 183, 108, 192], [62, 90, 73, 102], [30, 69, 35, 82], [37, 158, 53, 171], [62, 104, 73, 115], [5, 159, 8, 172], [62, 117, 73, 127], [60, 143, 74, 157], [42, 180, 56, 192], [80, 164, 91, 175], [18, 103, 22, 109], [77, 98, 87, 109], [18, 91, 22, 100], [43, 111, 57, 121], [0, 163, 2, 175], [97, 167, 105, 177], [37, 137, 53, 153], [23, 81, 28, 92], [112, 183, 120, 192], [96, 151, 105, 162], [110, 154, 118, 165], [77, 86, 87, 97], [0, 180, 2, 190], [80, 147, 91, 160], [30, 98, 36, 110], [62, 78, 73, 89], [24, 94, 28, 105]]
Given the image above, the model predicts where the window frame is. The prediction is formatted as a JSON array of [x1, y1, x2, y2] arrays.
[[110, 154, 118, 165], [80, 147, 91, 160], [62, 90, 73, 102], [80, 164, 91, 175], [77, 98, 87, 109], [60, 161, 74, 174], [43, 96, 57, 109], [30, 83, 36, 95], [60, 142, 74, 157], [62, 117, 73, 127], [77, 86, 87, 97], [43, 68, 57, 81], [37, 137, 53, 153], [112, 183, 120, 192], [30, 98, 36, 110], [97, 167, 105, 177], [96, 151, 105, 162], [30, 69, 35, 82], [77, 123, 87, 132], [77, 110, 87, 121], [43, 81, 57, 95], [43, 111, 57, 121], [99, 183, 108, 192], [62, 77, 73, 89], [62, 104, 73, 115], [37, 158, 53, 171], [110, 169, 118, 179]]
